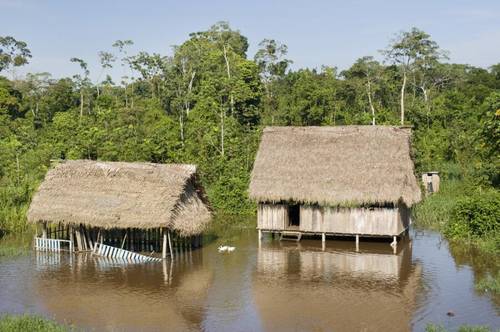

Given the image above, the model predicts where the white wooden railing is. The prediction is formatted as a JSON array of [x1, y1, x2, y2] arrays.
[[34, 237, 73, 252], [93, 243, 161, 262]]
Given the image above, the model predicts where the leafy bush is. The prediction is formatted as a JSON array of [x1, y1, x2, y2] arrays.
[[445, 190, 500, 239]]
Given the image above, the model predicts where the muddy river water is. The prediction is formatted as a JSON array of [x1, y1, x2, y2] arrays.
[[0, 228, 498, 331]]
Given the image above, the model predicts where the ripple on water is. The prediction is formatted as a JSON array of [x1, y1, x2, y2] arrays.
[[0, 229, 499, 332]]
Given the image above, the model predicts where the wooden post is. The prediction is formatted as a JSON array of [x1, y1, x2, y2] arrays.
[[391, 236, 397, 254], [81, 226, 88, 251], [355, 234, 359, 252], [167, 230, 174, 259], [85, 227, 93, 251], [69, 225, 74, 251], [75, 227, 83, 252], [162, 228, 168, 259], [121, 232, 128, 249], [42, 222, 47, 239], [322, 233, 326, 251]]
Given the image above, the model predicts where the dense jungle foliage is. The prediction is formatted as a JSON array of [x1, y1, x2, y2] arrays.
[[0, 23, 499, 245]]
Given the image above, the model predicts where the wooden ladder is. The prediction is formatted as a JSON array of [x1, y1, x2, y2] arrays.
[[280, 231, 302, 242]]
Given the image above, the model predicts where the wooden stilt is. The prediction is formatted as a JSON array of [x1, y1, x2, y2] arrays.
[[75, 227, 83, 252], [121, 231, 128, 249], [69, 225, 74, 251], [162, 228, 168, 259], [42, 222, 48, 239], [391, 236, 398, 254], [81, 226, 88, 250], [85, 227, 94, 251], [167, 230, 174, 259]]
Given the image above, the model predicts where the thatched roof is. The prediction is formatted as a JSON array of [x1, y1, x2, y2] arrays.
[[249, 126, 421, 207], [27, 160, 211, 235]]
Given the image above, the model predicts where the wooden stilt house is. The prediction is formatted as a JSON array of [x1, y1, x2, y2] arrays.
[[27, 160, 211, 258], [249, 126, 422, 241]]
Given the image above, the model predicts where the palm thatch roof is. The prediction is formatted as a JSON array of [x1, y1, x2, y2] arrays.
[[27, 160, 211, 236], [249, 126, 421, 207]]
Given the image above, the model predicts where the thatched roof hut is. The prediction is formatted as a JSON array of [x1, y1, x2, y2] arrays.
[[250, 126, 421, 207], [249, 126, 421, 239], [28, 160, 211, 236]]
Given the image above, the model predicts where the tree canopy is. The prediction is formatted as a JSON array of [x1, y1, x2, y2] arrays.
[[0, 24, 498, 233]]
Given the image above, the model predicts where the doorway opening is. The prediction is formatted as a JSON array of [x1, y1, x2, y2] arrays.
[[288, 204, 300, 228]]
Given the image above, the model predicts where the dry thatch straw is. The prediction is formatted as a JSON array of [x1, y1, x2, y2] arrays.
[[27, 160, 211, 236], [249, 126, 421, 207]]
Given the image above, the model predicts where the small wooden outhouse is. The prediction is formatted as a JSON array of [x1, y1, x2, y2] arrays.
[[422, 172, 440, 194]]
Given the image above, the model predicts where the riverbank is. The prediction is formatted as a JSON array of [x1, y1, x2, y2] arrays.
[[413, 180, 499, 297], [413, 180, 499, 255]]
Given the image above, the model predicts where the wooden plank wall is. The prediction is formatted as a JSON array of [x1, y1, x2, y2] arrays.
[[300, 205, 323, 232], [301, 205, 409, 236], [258, 204, 287, 230]]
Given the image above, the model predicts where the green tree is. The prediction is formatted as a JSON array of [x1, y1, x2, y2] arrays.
[[382, 28, 444, 125], [0, 36, 32, 73]]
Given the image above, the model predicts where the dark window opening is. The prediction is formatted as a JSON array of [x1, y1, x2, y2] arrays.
[[288, 204, 300, 227]]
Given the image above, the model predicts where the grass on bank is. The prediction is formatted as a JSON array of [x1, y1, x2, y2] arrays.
[[426, 323, 495, 332], [0, 314, 72, 332], [475, 272, 500, 294]]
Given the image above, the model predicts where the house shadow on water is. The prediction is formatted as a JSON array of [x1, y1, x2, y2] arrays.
[[253, 237, 423, 332], [33, 248, 213, 331]]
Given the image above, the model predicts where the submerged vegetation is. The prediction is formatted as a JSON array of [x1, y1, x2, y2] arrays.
[[0, 233, 32, 258], [0, 23, 498, 250]]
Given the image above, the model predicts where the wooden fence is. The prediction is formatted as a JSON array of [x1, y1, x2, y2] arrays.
[[93, 242, 162, 262], [34, 237, 73, 252]]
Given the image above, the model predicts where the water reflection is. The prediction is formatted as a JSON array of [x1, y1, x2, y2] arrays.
[[254, 238, 422, 332], [1, 229, 498, 331], [33, 249, 212, 332]]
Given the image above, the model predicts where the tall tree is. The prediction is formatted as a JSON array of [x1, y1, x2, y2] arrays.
[[382, 28, 443, 125], [0, 36, 32, 74], [96, 51, 116, 97], [254, 39, 291, 124], [112, 39, 134, 107], [19, 72, 51, 125], [343, 57, 383, 125], [70, 57, 90, 117]]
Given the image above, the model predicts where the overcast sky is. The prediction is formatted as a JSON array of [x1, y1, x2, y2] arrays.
[[1, 0, 499, 80]]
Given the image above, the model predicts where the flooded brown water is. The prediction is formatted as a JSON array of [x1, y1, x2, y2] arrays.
[[0, 228, 498, 331]]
